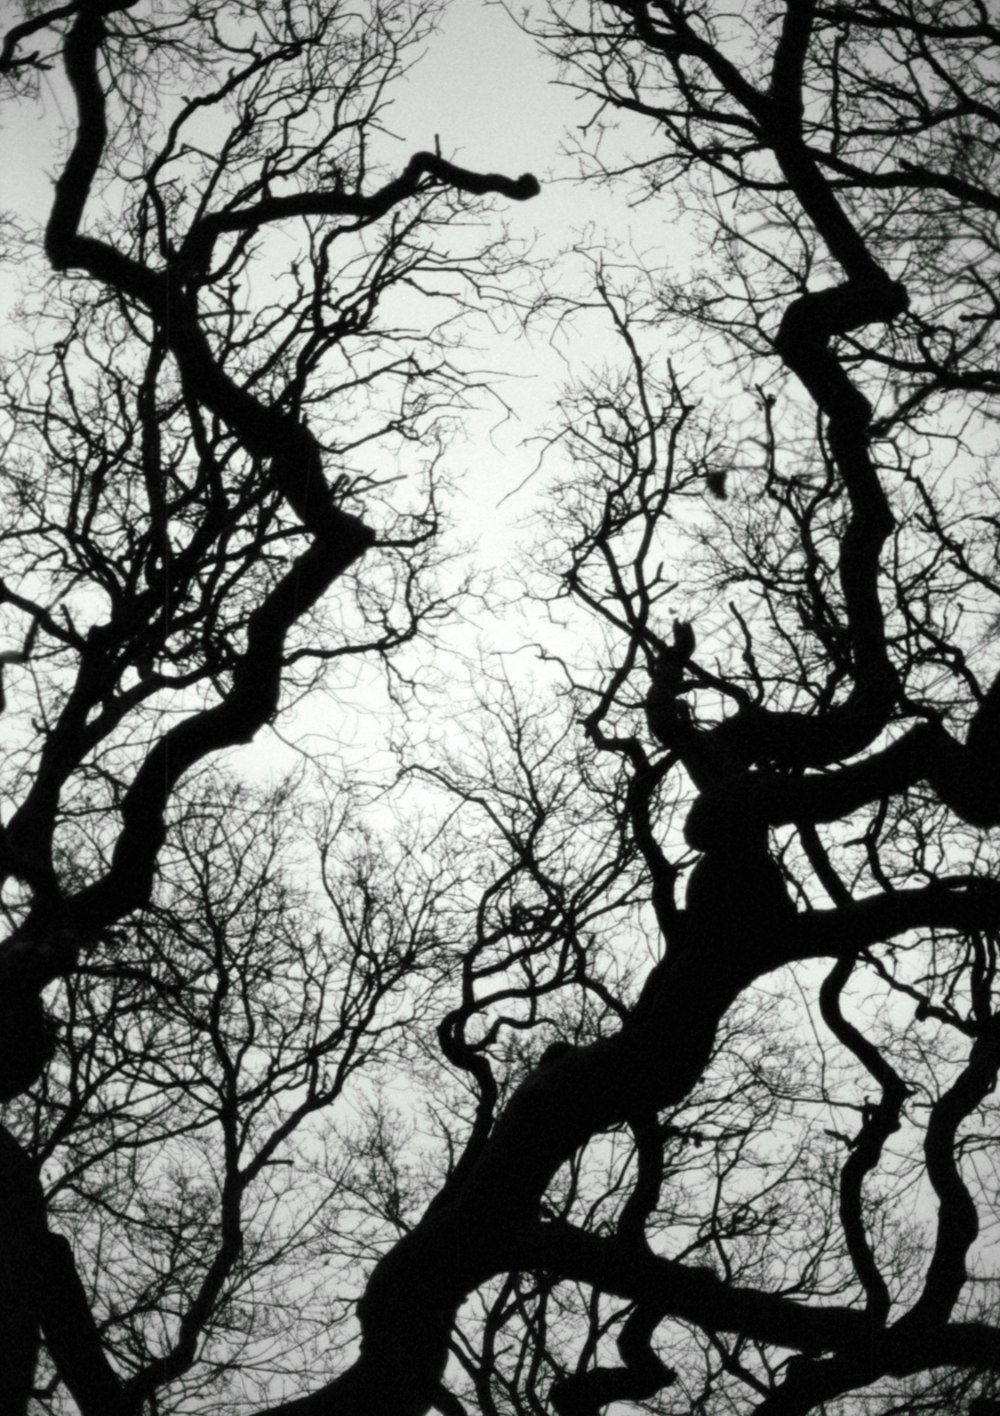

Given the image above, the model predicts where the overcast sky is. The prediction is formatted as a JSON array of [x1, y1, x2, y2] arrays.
[[0, 0, 683, 748], [391, 4, 577, 193], [0, 0, 670, 493]]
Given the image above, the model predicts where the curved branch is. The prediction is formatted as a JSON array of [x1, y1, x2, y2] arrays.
[[519, 1219, 869, 1355], [819, 954, 909, 1323], [685, 709, 1000, 859], [794, 879, 1000, 963], [182, 152, 539, 271], [903, 1017, 1000, 1328], [19, 0, 541, 950], [0, 1126, 129, 1416], [66, 538, 355, 930], [549, 1302, 676, 1416]]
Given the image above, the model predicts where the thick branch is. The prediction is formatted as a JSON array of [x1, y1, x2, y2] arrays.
[[37, 1234, 130, 1416], [182, 153, 539, 270], [685, 707, 1000, 861], [549, 1302, 675, 1415], [795, 879, 1000, 962], [0, 1127, 128, 1416], [819, 955, 908, 1323], [0, 1128, 42, 1416], [69, 543, 349, 927], [19, 0, 538, 950], [521, 1221, 868, 1355], [903, 1018, 1000, 1328]]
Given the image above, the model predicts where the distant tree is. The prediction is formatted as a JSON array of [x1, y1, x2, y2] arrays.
[[5, 771, 457, 1414], [3, 2, 1000, 1416]]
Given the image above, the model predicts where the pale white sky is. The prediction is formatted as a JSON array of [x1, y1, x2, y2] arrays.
[[390, 2, 578, 191], [0, 0, 657, 519], [0, 0, 687, 770], [384, 3, 688, 550]]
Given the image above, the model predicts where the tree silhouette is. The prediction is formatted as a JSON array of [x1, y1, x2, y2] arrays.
[[0, 0, 537, 1411], [2, 2, 1000, 1415]]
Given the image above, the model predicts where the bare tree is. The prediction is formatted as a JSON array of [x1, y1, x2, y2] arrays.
[[298, 3, 1000, 1412], [4, 2, 1000, 1416], [0, 0, 537, 1412], [8, 773, 459, 1413]]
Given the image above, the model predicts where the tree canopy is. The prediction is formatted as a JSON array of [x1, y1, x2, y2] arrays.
[[1, 2, 999, 1415]]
